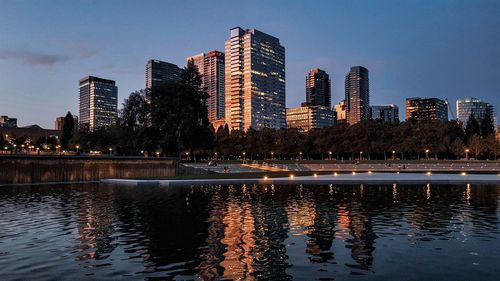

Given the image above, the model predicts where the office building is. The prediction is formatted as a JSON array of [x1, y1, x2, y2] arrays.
[[224, 27, 286, 131], [405, 97, 448, 121], [79, 76, 118, 130], [456, 97, 495, 126], [345, 66, 369, 125], [286, 105, 335, 132], [370, 104, 399, 122], [334, 100, 347, 124], [146, 59, 183, 89], [306, 68, 331, 107], [187, 51, 225, 123], [0, 115, 17, 128]]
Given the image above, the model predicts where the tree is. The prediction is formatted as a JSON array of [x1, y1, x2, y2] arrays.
[[119, 90, 148, 153], [480, 109, 495, 137], [450, 138, 464, 159], [148, 59, 213, 158], [485, 135, 500, 160], [465, 114, 480, 140], [468, 134, 483, 159], [60, 112, 75, 150]]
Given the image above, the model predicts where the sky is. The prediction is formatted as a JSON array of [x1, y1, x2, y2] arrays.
[[1, 0, 499, 128]]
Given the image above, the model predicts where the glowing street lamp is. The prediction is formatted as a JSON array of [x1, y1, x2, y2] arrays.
[[242, 151, 246, 161], [425, 149, 430, 160], [299, 151, 302, 160], [392, 150, 396, 160], [360, 151, 363, 160], [156, 151, 160, 158], [271, 151, 274, 160], [465, 148, 470, 160], [329, 151, 332, 160], [109, 147, 113, 155], [76, 145, 80, 153]]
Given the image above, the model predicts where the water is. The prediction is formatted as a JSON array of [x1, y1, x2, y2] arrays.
[[0, 183, 499, 280]]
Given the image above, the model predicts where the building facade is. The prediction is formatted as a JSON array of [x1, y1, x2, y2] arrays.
[[334, 100, 347, 124], [405, 97, 448, 121], [79, 76, 118, 130], [456, 97, 495, 126], [224, 27, 286, 131], [0, 115, 17, 128], [187, 51, 225, 124], [286, 105, 336, 132], [345, 66, 369, 125], [306, 68, 331, 108], [146, 59, 183, 89], [370, 104, 399, 122]]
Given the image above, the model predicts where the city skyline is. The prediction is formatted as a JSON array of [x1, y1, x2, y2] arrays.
[[1, 0, 500, 128]]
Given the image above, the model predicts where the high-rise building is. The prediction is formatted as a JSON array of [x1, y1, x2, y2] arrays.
[[405, 97, 448, 121], [334, 100, 347, 124], [224, 27, 286, 131], [0, 115, 17, 128], [54, 117, 64, 130], [286, 105, 335, 132], [345, 66, 369, 125], [79, 76, 118, 130], [187, 51, 225, 124], [306, 68, 331, 108], [370, 104, 399, 122], [456, 97, 495, 126], [145, 59, 183, 89]]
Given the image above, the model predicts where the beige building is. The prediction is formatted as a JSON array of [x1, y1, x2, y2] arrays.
[[334, 100, 347, 123], [224, 27, 286, 131], [187, 51, 225, 126]]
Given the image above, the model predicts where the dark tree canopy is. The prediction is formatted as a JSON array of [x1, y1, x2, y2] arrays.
[[480, 110, 495, 136], [465, 113, 480, 140], [60, 111, 75, 149]]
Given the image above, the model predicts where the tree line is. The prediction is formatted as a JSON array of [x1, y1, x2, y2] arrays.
[[2, 61, 497, 160]]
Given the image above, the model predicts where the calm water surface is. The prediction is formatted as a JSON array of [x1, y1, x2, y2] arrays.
[[0, 183, 499, 280]]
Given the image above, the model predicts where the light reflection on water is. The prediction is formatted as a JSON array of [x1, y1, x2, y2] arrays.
[[0, 183, 499, 280]]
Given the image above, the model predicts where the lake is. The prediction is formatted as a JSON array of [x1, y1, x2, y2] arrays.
[[0, 183, 499, 280]]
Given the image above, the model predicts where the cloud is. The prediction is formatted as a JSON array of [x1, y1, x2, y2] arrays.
[[0, 48, 70, 66]]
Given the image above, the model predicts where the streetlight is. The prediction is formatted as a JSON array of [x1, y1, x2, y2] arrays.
[[425, 149, 430, 160], [156, 151, 160, 158], [271, 151, 274, 160], [109, 147, 113, 155], [76, 145, 80, 153], [186, 151, 189, 161], [214, 152, 218, 160], [360, 151, 363, 160], [392, 150, 396, 160], [329, 151, 332, 160], [465, 148, 470, 160], [299, 151, 303, 160], [243, 152, 246, 161]]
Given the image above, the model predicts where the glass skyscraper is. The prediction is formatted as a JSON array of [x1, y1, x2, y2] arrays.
[[224, 27, 286, 131], [79, 76, 118, 130], [345, 66, 369, 125], [286, 105, 336, 132], [145, 59, 183, 89], [306, 68, 331, 108], [456, 97, 495, 126]]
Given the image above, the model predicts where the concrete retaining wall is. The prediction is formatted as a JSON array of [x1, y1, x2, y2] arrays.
[[0, 156, 178, 185]]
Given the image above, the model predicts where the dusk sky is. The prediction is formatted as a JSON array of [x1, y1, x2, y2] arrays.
[[1, 0, 499, 128]]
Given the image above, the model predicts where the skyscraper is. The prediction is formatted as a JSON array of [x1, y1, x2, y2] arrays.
[[145, 59, 183, 89], [187, 51, 225, 125], [370, 104, 399, 122], [306, 68, 331, 108], [345, 66, 369, 125], [224, 27, 286, 131], [79, 76, 118, 130], [405, 97, 448, 121], [456, 97, 495, 126]]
